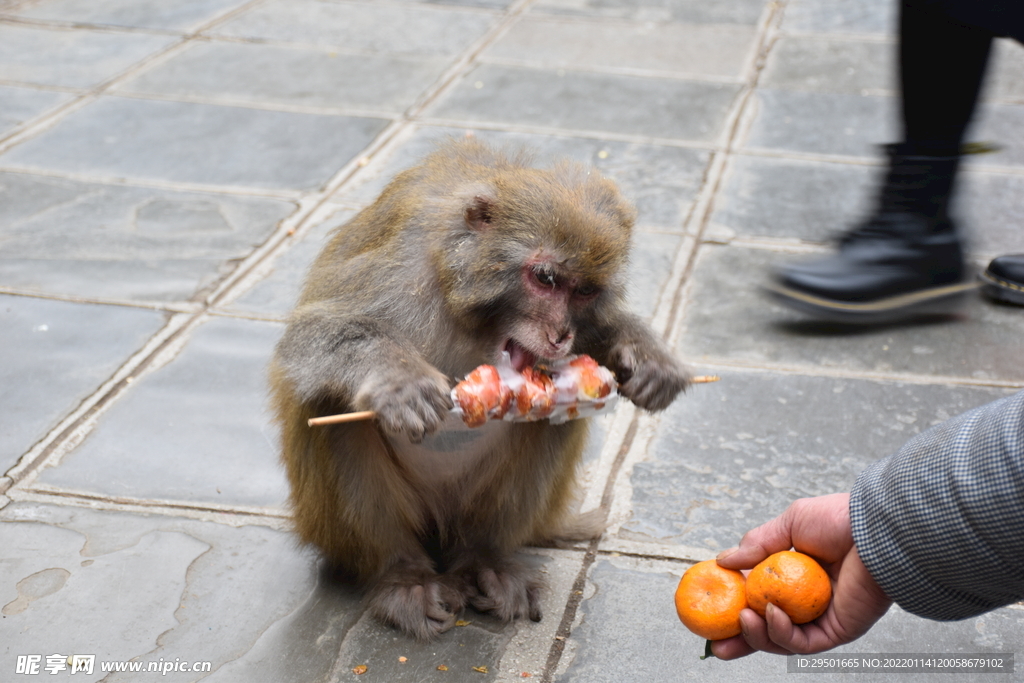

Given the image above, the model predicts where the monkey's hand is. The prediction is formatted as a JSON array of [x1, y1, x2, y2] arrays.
[[608, 338, 691, 412], [354, 363, 453, 442]]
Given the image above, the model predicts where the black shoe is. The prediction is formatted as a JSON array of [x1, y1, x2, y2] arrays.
[[979, 255, 1024, 306], [766, 144, 975, 324]]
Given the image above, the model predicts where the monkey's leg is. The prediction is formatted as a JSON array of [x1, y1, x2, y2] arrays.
[[366, 557, 468, 641], [450, 551, 544, 623], [442, 421, 590, 624], [313, 425, 468, 640], [271, 376, 463, 640]]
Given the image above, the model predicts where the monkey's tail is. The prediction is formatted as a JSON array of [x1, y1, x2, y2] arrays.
[[530, 506, 608, 548]]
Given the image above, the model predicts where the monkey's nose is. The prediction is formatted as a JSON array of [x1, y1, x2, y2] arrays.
[[548, 330, 573, 351]]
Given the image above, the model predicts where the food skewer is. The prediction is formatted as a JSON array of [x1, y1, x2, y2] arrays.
[[307, 374, 721, 427]]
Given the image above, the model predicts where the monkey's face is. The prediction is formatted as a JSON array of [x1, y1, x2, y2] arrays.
[[498, 251, 602, 370], [440, 166, 633, 368]]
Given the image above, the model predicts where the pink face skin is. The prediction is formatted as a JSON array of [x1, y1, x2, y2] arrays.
[[502, 253, 601, 372]]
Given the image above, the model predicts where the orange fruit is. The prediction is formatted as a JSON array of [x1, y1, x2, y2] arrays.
[[745, 550, 832, 624], [674, 560, 748, 640]]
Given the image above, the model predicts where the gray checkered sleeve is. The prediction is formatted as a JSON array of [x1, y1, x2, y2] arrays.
[[850, 389, 1024, 621]]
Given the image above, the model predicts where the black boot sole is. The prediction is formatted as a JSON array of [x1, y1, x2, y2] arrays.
[[763, 280, 978, 324], [978, 271, 1024, 306]]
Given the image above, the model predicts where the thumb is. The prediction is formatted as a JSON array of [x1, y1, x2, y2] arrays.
[[716, 513, 797, 570]]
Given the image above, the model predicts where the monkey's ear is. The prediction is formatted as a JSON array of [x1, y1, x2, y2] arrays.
[[465, 195, 495, 231]]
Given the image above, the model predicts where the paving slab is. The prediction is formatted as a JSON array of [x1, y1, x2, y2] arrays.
[[616, 368, 1016, 552], [676, 245, 1024, 383], [781, 0, 896, 35], [760, 34, 896, 95], [9, 0, 250, 31], [334, 126, 710, 232], [0, 171, 295, 302], [209, 0, 499, 57], [34, 315, 288, 509], [743, 88, 898, 158], [556, 555, 1023, 683], [221, 208, 352, 320], [763, 34, 1023, 103], [0, 84, 73, 138], [116, 40, 451, 114], [709, 154, 878, 243], [531, 0, 768, 25], [483, 15, 757, 79], [0, 96, 388, 191], [428, 64, 742, 142], [988, 39, 1024, 103], [968, 103, 1024, 168], [0, 23, 176, 89], [0, 502, 330, 683], [709, 154, 1024, 254], [0, 295, 168, 474]]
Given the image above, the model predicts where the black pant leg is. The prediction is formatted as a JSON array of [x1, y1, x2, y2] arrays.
[[899, 0, 996, 155]]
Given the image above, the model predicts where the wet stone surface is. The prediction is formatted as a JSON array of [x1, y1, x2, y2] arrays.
[[0, 502, 330, 683]]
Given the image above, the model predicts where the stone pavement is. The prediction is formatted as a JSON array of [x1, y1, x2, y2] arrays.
[[1, 0, 1023, 680]]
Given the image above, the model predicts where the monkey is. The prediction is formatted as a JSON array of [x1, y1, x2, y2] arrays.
[[268, 138, 691, 641]]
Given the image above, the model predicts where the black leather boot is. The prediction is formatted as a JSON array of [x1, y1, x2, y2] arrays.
[[980, 255, 1024, 305], [765, 144, 975, 323]]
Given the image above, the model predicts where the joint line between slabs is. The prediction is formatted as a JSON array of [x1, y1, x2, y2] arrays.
[[541, 415, 641, 681], [659, 1, 788, 345]]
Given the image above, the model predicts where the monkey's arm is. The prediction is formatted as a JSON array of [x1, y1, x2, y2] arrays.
[[578, 309, 691, 412], [274, 302, 452, 439]]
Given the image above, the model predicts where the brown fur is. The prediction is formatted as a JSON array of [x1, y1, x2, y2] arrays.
[[269, 139, 690, 640]]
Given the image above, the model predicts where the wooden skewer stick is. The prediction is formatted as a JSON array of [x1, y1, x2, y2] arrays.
[[308, 410, 376, 427], [306, 375, 721, 427]]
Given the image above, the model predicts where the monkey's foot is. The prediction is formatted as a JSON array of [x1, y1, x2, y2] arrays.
[[367, 571, 465, 641], [465, 559, 544, 623]]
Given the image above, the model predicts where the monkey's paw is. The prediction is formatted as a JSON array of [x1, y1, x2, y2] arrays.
[[466, 560, 544, 623], [368, 574, 465, 641], [356, 366, 453, 442], [611, 344, 692, 412]]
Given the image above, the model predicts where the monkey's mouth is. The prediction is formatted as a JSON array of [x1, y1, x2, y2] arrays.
[[504, 339, 537, 373]]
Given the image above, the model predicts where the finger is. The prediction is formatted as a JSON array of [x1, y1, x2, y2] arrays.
[[709, 634, 754, 660], [763, 602, 802, 649], [764, 603, 851, 655], [716, 513, 797, 570], [738, 608, 793, 656]]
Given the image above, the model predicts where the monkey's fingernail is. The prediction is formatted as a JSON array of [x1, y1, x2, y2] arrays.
[[716, 547, 738, 561]]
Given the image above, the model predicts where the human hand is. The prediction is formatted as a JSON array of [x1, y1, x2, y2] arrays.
[[710, 493, 892, 659]]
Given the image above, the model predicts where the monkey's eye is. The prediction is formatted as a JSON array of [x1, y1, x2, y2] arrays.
[[534, 269, 557, 288], [575, 283, 599, 298]]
